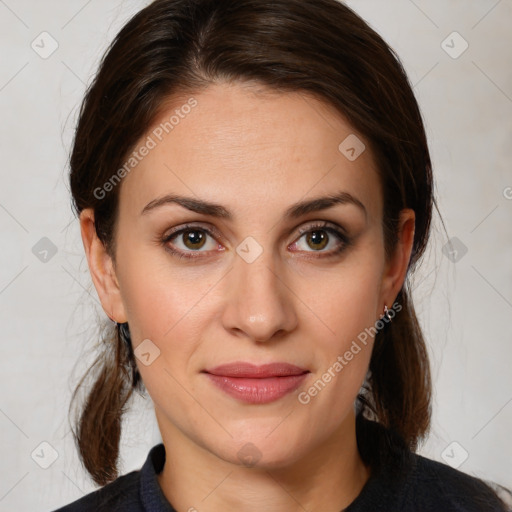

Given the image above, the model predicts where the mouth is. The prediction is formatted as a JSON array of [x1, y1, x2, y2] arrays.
[[202, 362, 310, 404]]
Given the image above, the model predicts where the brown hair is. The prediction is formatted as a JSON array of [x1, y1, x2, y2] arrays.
[[69, 0, 434, 486]]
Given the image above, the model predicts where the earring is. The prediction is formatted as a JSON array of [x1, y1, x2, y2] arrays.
[[117, 321, 131, 345], [383, 304, 392, 322], [107, 313, 140, 388], [115, 321, 141, 388]]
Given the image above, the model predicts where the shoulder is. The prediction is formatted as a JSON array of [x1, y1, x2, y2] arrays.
[[353, 416, 510, 512], [52, 443, 172, 512], [52, 469, 141, 512], [401, 452, 510, 511], [348, 449, 509, 512]]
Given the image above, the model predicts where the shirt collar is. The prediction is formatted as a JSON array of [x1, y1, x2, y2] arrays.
[[138, 418, 412, 512], [139, 443, 177, 512]]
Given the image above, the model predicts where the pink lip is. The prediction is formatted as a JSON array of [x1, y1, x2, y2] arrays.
[[203, 362, 309, 404], [205, 362, 308, 378]]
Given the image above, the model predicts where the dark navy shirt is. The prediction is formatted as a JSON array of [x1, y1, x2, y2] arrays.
[[53, 420, 510, 511]]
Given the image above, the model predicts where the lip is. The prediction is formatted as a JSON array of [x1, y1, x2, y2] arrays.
[[203, 362, 310, 404], [204, 362, 308, 378]]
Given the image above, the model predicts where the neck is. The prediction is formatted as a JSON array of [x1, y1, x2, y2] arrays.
[[156, 410, 370, 512]]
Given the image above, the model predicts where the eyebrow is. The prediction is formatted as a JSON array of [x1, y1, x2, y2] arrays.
[[141, 191, 367, 220]]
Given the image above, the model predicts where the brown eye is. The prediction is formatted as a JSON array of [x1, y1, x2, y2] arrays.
[[290, 222, 350, 257], [305, 230, 329, 251], [181, 229, 207, 250], [162, 225, 220, 259]]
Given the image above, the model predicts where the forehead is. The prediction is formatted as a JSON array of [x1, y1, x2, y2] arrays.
[[118, 81, 382, 224]]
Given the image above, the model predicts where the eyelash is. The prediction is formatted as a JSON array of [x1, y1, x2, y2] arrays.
[[161, 221, 351, 261]]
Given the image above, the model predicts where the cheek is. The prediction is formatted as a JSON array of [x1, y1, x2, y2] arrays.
[[296, 251, 384, 341], [292, 250, 384, 410], [116, 243, 217, 340], [119, 263, 215, 424], [114, 247, 222, 405]]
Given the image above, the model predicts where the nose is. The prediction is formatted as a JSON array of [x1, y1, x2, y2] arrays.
[[220, 247, 298, 343]]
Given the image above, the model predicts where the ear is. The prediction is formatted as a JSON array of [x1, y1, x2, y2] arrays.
[[379, 208, 415, 310], [79, 208, 127, 323]]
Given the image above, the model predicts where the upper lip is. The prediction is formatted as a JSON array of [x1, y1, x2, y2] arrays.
[[203, 362, 309, 378]]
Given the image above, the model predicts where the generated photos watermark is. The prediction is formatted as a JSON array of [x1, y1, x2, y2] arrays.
[[93, 97, 198, 200], [297, 301, 401, 405]]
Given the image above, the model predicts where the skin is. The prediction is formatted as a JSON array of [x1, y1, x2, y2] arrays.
[[80, 81, 415, 512]]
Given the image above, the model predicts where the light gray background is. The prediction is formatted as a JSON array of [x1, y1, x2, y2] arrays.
[[1, 0, 511, 510]]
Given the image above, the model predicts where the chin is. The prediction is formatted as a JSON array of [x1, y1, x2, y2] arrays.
[[207, 427, 312, 470]]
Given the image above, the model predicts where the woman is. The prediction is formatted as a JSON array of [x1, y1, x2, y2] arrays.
[[55, 0, 510, 510]]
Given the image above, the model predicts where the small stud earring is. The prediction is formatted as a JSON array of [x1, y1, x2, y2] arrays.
[[115, 321, 140, 388]]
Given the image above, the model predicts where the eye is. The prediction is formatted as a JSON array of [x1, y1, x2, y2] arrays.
[[290, 221, 349, 256], [162, 224, 222, 259], [161, 221, 350, 261]]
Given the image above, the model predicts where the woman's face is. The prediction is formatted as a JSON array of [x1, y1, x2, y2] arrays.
[[83, 81, 413, 468]]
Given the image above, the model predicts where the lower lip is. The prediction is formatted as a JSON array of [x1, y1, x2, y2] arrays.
[[205, 373, 309, 404]]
